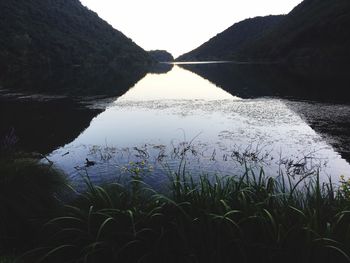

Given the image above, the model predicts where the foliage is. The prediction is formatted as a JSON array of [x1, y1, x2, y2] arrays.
[[0, 155, 67, 254], [177, 0, 350, 79], [149, 50, 174, 62], [340, 175, 350, 200], [0, 0, 153, 94], [17, 166, 350, 263], [241, 0, 350, 64], [176, 15, 284, 61], [0, 0, 151, 67], [0, 256, 15, 263]]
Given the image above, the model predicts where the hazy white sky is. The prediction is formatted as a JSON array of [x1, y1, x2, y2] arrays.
[[80, 0, 302, 58]]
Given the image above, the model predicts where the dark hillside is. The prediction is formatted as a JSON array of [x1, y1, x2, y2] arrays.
[[240, 0, 350, 66], [149, 50, 174, 62], [0, 0, 153, 94], [177, 0, 350, 78], [176, 16, 284, 61]]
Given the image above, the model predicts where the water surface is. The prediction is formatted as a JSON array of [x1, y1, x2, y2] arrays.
[[45, 65, 350, 188]]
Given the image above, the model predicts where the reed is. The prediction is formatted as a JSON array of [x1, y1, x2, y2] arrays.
[[17, 165, 350, 263]]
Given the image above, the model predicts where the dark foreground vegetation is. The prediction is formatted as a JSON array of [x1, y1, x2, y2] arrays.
[[2, 151, 350, 263], [0, 154, 66, 261]]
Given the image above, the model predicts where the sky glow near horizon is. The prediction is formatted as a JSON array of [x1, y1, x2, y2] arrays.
[[80, 0, 302, 58]]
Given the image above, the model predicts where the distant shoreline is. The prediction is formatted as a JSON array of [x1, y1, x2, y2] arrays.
[[171, 60, 281, 65]]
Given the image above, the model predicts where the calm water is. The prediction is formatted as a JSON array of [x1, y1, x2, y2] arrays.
[[35, 64, 350, 189]]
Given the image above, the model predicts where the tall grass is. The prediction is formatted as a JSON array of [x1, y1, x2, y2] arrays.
[[17, 165, 350, 263]]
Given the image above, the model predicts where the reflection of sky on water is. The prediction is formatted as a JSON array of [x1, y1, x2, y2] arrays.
[[49, 66, 350, 189], [117, 66, 239, 101]]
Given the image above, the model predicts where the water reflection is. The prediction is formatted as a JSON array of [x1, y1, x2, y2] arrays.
[[179, 62, 350, 162], [0, 65, 148, 96], [180, 62, 350, 102], [48, 65, 350, 189], [0, 64, 155, 153], [118, 66, 239, 101], [0, 97, 101, 154], [148, 62, 174, 74]]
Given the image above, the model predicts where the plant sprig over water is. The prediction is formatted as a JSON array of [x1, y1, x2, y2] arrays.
[[17, 164, 350, 263]]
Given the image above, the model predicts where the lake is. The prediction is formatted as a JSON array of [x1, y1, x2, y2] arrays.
[[1, 62, 350, 189]]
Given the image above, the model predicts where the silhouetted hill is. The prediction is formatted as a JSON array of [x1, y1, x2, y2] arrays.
[[177, 0, 350, 78], [149, 50, 174, 62], [0, 0, 153, 94], [176, 16, 284, 61], [240, 0, 350, 66]]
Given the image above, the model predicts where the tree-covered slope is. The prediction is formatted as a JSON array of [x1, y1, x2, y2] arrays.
[[176, 15, 284, 61], [239, 0, 350, 64], [177, 0, 350, 70], [149, 50, 174, 62], [0, 0, 152, 71]]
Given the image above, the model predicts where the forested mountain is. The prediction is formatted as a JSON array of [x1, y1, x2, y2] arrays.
[[240, 0, 350, 64], [0, 0, 152, 77], [176, 16, 284, 61], [177, 0, 350, 74], [149, 50, 174, 62]]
